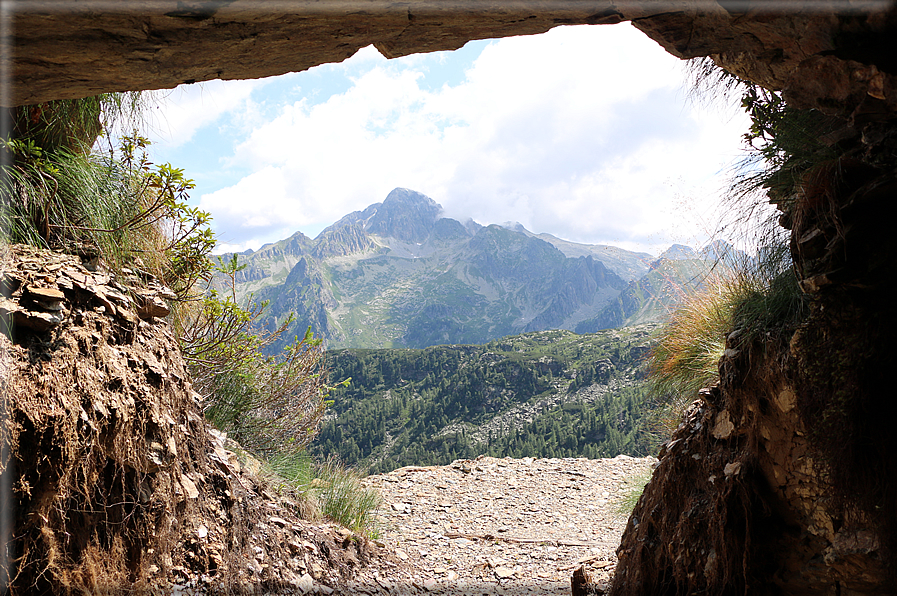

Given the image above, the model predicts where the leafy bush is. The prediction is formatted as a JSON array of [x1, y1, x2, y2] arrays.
[[2, 96, 215, 300], [4, 95, 369, 538], [178, 256, 333, 459]]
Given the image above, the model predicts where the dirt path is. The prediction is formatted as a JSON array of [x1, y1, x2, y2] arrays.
[[356, 455, 656, 595]]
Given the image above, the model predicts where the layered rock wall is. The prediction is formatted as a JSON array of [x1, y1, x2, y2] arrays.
[[611, 338, 887, 595], [7, 2, 897, 111], [610, 17, 897, 590]]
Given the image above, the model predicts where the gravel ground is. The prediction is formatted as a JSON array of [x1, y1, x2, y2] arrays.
[[360, 455, 656, 595]]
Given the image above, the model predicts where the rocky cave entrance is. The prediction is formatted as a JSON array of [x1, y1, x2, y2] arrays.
[[5, 2, 897, 594]]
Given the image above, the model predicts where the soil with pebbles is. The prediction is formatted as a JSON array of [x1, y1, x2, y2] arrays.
[[358, 454, 656, 595]]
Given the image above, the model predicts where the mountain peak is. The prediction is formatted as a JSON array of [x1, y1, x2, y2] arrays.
[[657, 244, 698, 261], [499, 221, 529, 234], [383, 187, 441, 209], [364, 188, 443, 243], [701, 239, 753, 269]]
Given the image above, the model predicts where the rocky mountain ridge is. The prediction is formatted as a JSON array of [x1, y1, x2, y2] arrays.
[[223, 188, 741, 351]]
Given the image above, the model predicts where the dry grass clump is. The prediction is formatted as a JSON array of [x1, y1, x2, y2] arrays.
[[649, 274, 734, 401], [615, 466, 655, 517], [649, 237, 805, 406]]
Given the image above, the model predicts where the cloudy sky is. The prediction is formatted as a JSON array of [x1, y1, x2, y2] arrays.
[[146, 22, 751, 256]]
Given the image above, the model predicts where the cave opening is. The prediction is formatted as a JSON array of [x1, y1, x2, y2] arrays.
[[4, 3, 897, 594]]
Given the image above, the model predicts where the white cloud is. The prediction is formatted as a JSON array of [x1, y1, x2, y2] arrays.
[[147, 78, 271, 148], [160, 22, 750, 254]]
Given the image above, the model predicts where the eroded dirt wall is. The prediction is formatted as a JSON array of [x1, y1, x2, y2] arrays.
[[0, 245, 388, 594], [610, 105, 897, 596]]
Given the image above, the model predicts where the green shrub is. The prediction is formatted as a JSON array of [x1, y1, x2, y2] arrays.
[[9, 93, 145, 154], [2, 96, 215, 300], [178, 256, 332, 459], [3, 93, 367, 537]]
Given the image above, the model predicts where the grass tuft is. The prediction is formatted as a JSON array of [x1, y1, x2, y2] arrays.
[[264, 453, 382, 538], [649, 238, 806, 403], [615, 466, 655, 516], [649, 274, 733, 400]]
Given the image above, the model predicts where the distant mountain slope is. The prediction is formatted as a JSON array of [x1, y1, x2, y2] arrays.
[[575, 241, 751, 333], [526, 230, 653, 282], [222, 188, 648, 349], [312, 325, 660, 473], [219, 187, 747, 349], [225, 232, 313, 303]]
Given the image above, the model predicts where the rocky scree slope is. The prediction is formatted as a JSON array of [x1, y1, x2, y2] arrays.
[[365, 455, 657, 596], [0, 245, 405, 595]]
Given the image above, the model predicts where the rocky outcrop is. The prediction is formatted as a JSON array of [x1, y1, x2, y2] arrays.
[[524, 255, 626, 332], [466, 225, 570, 283], [0, 245, 394, 594], [8, 2, 897, 115], [255, 254, 342, 350], [611, 333, 889, 595], [312, 221, 375, 259], [364, 188, 443, 244], [610, 28, 897, 594]]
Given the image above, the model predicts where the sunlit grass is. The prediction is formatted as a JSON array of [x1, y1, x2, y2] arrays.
[[649, 240, 805, 403], [265, 452, 382, 538], [615, 466, 654, 516], [649, 274, 733, 400]]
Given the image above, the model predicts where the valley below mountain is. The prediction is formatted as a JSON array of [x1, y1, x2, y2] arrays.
[[222, 189, 747, 474], [312, 325, 662, 474]]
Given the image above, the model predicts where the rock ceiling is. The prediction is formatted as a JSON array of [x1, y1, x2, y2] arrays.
[[7, 1, 897, 115]]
